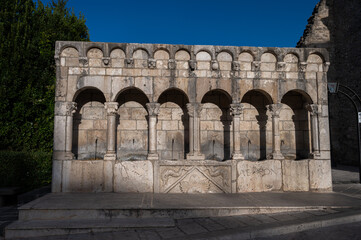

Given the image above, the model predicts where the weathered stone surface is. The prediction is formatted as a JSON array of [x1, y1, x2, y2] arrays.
[[62, 160, 105, 192], [282, 160, 309, 191], [114, 161, 153, 192], [237, 160, 282, 192], [298, 0, 361, 166], [309, 160, 332, 191], [54, 41, 331, 193], [157, 160, 233, 193]]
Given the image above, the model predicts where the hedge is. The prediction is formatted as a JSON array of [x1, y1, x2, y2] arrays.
[[0, 151, 52, 190]]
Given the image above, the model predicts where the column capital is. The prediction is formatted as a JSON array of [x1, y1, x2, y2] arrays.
[[54, 101, 77, 116], [266, 103, 283, 117], [65, 102, 77, 116], [230, 103, 244, 117], [186, 103, 203, 118], [305, 103, 319, 116], [146, 102, 160, 116], [105, 102, 119, 116]]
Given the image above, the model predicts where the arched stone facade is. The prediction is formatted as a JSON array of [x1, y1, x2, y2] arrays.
[[53, 42, 332, 193]]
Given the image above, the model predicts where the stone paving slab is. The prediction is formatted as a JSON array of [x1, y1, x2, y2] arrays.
[[18, 191, 361, 211], [6, 209, 361, 240], [3, 183, 361, 239], [333, 184, 361, 199]]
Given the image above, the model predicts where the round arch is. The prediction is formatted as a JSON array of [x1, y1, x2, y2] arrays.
[[241, 89, 273, 160], [201, 89, 232, 160], [115, 87, 150, 109], [73, 87, 106, 103], [113, 87, 150, 105], [156, 88, 190, 160], [280, 89, 314, 105], [241, 89, 274, 105], [157, 87, 190, 105], [72, 87, 107, 160], [280, 90, 312, 160]]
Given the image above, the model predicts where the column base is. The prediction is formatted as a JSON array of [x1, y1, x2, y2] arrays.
[[309, 152, 321, 159], [104, 153, 116, 161], [267, 152, 284, 160], [147, 153, 159, 160], [186, 153, 205, 160], [64, 152, 75, 160], [232, 152, 244, 160]]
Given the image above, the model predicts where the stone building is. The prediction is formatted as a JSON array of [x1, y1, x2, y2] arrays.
[[52, 41, 332, 193], [298, 0, 361, 166]]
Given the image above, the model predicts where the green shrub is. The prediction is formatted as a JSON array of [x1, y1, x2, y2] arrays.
[[0, 151, 52, 190]]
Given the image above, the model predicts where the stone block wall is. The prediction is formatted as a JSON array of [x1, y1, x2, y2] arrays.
[[298, 0, 361, 166], [53, 41, 332, 193]]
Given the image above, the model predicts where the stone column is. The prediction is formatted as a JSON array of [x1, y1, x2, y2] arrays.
[[65, 102, 77, 159], [266, 103, 284, 160], [104, 102, 119, 160], [186, 103, 205, 160], [230, 103, 244, 160], [306, 104, 321, 158], [146, 103, 160, 160]]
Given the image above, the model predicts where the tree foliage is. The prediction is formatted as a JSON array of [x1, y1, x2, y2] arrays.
[[0, 0, 89, 151]]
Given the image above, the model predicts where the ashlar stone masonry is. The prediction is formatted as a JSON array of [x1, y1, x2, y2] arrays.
[[53, 41, 332, 193]]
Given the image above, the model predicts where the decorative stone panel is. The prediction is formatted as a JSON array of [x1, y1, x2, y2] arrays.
[[156, 160, 234, 193]]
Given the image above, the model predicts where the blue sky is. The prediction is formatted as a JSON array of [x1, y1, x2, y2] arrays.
[[45, 0, 319, 47]]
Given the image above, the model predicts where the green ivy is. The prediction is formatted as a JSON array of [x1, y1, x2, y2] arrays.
[[0, 0, 89, 152]]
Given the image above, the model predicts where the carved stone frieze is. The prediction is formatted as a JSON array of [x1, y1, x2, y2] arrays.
[[102, 57, 110, 66], [168, 59, 176, 69], [148, 58, 156, 69], [232, 61, 240, 71], [188, 60, 196, 71], [211, 60, 219, 70], [79, 57, 88, 67], [159, 164, 232, 193], [125, 58, 134, 68], [277, 62, 286, 71], [251, 61, 260, 71]]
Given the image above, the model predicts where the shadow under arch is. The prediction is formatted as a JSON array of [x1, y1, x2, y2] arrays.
[[201, 89, 232, 160], [73, 88, 106, 160], [241, 89, 273, 160], [281, 90, 313, 160], [157, 88, 190, 160], [113, 87, 150, 106], [116, 87, 150, 160]]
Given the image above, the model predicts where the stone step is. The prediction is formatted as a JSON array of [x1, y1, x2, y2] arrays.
[[16, 192, 361, 221], [5, 218, 174, 239], [19, 206, 335, 221]]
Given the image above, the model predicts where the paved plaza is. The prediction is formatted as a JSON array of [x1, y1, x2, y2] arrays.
[[1, 165, 361, 240]]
